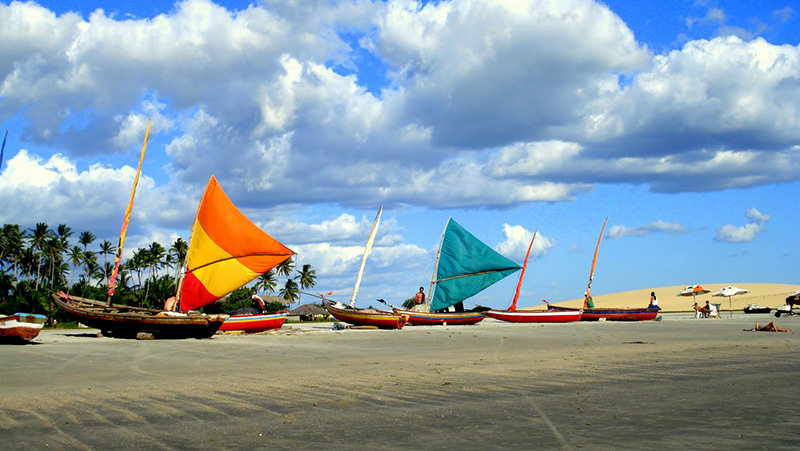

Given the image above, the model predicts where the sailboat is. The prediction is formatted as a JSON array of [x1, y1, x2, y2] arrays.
[[323, 207, 409, 329], [53, 123, 292, 338], [392, 218, 520, 326], [546, 217, 659, 321], [54, 175, 294, 338], [486, 232, 580, 323]]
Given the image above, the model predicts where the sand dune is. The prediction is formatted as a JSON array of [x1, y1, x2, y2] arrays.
[[538, 282, 800, 313]]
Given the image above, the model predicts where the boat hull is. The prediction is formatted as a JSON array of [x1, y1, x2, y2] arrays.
[[486, 309, 581, 323], [219, 312, 287, 333], [393, 309, 486, 326], [547, 305, 659, 321], [0, 313, 46, 343], [324, 302, 408, 329], [52, 293, 227, 339]]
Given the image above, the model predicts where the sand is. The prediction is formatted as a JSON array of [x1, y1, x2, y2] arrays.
[[544, 282, 800, 313], [2, 311, 800, 450]]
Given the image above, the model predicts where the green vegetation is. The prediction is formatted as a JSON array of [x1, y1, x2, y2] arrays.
[[0, 222, 316, 324]]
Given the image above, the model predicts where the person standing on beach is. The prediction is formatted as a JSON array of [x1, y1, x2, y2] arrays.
[[648, 291, 660, 310]]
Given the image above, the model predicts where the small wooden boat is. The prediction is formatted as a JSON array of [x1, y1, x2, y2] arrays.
[[487, 308, 581, 323], [0, 313, 46, 343], [52, 293, 227, 339], [743, 305, 771, 314], [548, 217, 658, 322], [392, 308, 486, 326], [324, 301, 408, 329], [322, 207, 408, 330], [546, 305, 659, 321], [486, 231, 581, 324], [219, 312, 287, 333]]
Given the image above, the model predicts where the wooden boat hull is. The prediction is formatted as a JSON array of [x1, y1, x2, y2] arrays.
[[486, 309, 581, 323], [219, 312, 287, 333], [324, 302, 407, 329], [52, 292, 227, 339], [0, 313, 46, 343], [393, 309, 486, 326], [547, 305, 659, 321]]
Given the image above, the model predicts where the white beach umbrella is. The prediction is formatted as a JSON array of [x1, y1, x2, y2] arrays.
[[712, 286, 750, 318]]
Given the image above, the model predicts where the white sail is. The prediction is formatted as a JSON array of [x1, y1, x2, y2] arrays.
[[350, 206, 383, 307]]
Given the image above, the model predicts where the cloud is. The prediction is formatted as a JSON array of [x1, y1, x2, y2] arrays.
[[495, 224, 555, 261], [1, 0, 800, 220], [607, 220, 688, 238], [714, 207, 770, 243], [773, 7, 794, 23]]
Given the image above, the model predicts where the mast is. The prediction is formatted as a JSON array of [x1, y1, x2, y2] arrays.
[[509, 231, 536, 311], [585, 216, 608, 307], [106, 119, 151, 305], [350, 206, 382, 307], [428, 218, 450, 307], [0, 129, 7, 171], [175, 177, 210, 310]]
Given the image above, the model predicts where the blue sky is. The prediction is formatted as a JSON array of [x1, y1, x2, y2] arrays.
[[1, 0, 798, 309]]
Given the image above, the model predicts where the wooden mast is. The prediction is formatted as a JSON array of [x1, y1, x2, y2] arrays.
[[509, 231, 536, 311], [427, 218, 450, 310], [584, 216, 608, 308], [106, 119, 151, 305]]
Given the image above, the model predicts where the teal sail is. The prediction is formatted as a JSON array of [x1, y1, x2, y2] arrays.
[[430, 219, 521, 311]]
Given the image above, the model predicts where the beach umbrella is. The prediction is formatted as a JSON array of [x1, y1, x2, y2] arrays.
[[712, 286, 750, 318], [678, 285, 711, 305]]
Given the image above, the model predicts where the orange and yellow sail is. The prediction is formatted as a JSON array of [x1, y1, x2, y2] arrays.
[[179, 176, 293, 311]]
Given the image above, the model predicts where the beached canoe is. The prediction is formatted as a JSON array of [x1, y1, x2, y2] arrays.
[[547, 305, 659, 321], [0, 313, 46, 343], [324, 301, 408, 329], [53, 292, 228, 339], [219, 312, 287, 333], [486, 308, 581, 323], [392, 308, 486, 326]]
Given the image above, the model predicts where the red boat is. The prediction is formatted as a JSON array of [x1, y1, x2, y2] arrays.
[[486, 308, 580, 323], [546, 305, 659, 321], [219, 312, 287, 333], [324, 301, 408, 329], [0, 313, 46, 343], [392, 308, 486, 326]]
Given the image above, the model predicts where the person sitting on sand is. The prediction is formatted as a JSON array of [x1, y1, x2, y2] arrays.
[[584, 291, 594, 308], [694, 302, 710, 319], [746, 322, 792, 332], [412, 287, 428, 312]]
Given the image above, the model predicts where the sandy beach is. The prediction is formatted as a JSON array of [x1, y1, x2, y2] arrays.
[[3, 312, 800, 450]]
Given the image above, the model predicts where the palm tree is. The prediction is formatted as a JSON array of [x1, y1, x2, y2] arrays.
[[143, 242, 167, 305], [255, 270, 277, 295], [81, 251, 98, 284], [294, 263, 316, 304], [168, 237, 188, 281], [0, 224, 25, 279], [99, 240, 116, 287], [78, 231, 96, 252], [28, 222, 51, 290], [275, 257, 294, 278], [279, 278, 300, 305], [67, 246, 83, 287]]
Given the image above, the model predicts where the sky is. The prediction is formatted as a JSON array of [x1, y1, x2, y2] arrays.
[[1, 0, 799, 309]]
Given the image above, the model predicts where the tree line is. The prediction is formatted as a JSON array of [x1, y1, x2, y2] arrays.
[[0, 222, 317, 323]]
